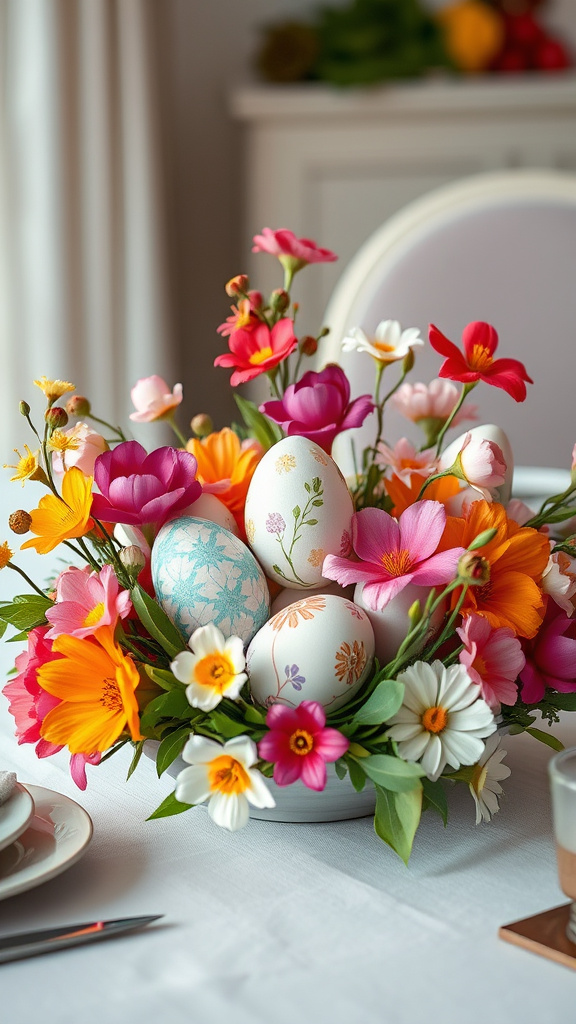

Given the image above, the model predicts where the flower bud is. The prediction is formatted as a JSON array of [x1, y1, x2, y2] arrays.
[[119, 545, 146, 577], [66, 394, 91, 417], [457, 552, 490, 585], [402, 349, 416, 374], [19, 401, 31, 417], [190, 413, 213, 438], [225, 274, 249, 297], [45, 406, 68, 430], [8, 510, 32, 535], [270, 289, 290, 314], [299, 335, 318, 357]]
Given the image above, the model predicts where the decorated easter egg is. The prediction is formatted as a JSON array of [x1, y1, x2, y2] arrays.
[[182, 493, 239, 535], [440, 424, 514, 506], [151, 516, 270, 646], [247, 594, 375, 712], [244, 436, 354, 591], [354, 582, 446, 668], [270, 581, 354, 616]]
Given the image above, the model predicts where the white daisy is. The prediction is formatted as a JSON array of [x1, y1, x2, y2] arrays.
[[175, 734, 275, 831], [386, 660, 496, 782], [469, 733, 511, 824], [171, 623, 247, 711], [342, 319, 423, 364]]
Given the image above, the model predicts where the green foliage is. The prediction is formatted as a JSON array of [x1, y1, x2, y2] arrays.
[[234, 394, 283, 450], [421, 777, 449, 826], [147, 791, 193, 820], [0, 594, 52, 633], [130, 584, 185, 660], [360, 753, 425, 792], [139, 689, 191, 732], [144, 665, 183, 692], [374, 784, 423, 864], [351, 678, 404, 725], [156, 727, 191, 776]]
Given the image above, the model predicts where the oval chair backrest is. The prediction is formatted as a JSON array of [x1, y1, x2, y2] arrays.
[[319, 169, 576, 478]]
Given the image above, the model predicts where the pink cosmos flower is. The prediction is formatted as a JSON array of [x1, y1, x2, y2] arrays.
[[51, 422, 108, 475], [252, 228, 337, 267], [391, 379, 478, 426], [259, 364, 373, 454], [519, 602, 576, 703], [442, 431, 507, 501], [129, 376, 183, 423], [457, 613, 524, 709], [322, 501, 465, 611], [429, 321, 533, 402], [258, 700, 349, 790], [214, 318, 298, 387], [45, 564, 132, 639], [376, 438, 437, 483], [90, 440, 201, 529]]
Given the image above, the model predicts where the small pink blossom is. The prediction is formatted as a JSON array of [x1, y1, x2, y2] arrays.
[[45, 564, 132, 639], [129, 376, 183, 423], [52, 422, 108, 475], [542, 550, 576, 615], [443, 432, 506, 501], [258, 701, 349, 791], [252, 228, 337, 267], [457, 613, 524, 709], [217, 292, 263, 337], [520, 602, 576, 703], [214, 318, 298, 387], [377, 438, 437, 483], [322, 501, 465, 611], [391, 379, 478, 426]]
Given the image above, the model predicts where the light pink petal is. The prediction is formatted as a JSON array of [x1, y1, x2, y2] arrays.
[[360, 575, 412, 611], [273, 757, 303, 786], [313, 728, 349, 761], [352, 507, 401, 563], [300, 752, 328, 791], [410, 547, 465, 586], [398, 500, 446, 563]]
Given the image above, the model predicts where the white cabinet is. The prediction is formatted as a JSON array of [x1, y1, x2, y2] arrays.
[[231, 75, 576, 336]]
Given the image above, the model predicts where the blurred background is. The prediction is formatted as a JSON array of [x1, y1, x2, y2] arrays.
[[1, 0, 576, 455]]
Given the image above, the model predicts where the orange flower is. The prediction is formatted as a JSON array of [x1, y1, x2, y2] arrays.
[[443, 500, 548, 638], [385, 471, 461, 518], [21, 467, 94, 554], [38, 625, 142, 754], [186, 427, 263, 526]]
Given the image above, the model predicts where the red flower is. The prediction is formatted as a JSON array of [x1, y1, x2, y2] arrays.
[[429, 321, 533, 402], [214, 318, 298, 386], [258, 700, 349, 791], [252, 228, 337, 266]]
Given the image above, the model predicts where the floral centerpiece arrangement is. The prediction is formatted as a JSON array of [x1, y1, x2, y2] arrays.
[[3, 228, 576, 862]]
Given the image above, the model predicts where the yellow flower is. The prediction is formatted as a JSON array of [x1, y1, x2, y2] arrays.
[[34, 377, 75, 404], [0, 541, 13, 568], [48, 430, 80, 455], [21, 466, 94, 554], [4, 445, 47, 485], [38, 625, 143, 754]]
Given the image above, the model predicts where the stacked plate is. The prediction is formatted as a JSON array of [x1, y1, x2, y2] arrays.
[[0, 781, 35, 854]]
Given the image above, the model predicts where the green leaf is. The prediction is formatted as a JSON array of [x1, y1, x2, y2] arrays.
[[144, 665, 182, 692], [421, 777, 448, 826], [156, 727, 191, 775], [374, 784, 422, 864], [312, 477, 321, 493], [346, 755, 367, 792], [361, 754, 425, 792], [352, 678, 404, 725], [126, 741, 145, 780], [139, 689, 191, 731], [0, 620, 8, 639], [311, 499, 323, 507], [130, 584, 185, 659], [547, 693, 576, 712], [292, 505, 301, 518], [334, 758, 348, 781], [526, 727, 565, 752], [146, 791, 193, 820], [304, 482, 311, 493], [0, 594, 52, 631], [208, 710, 250, 739], [304, 518, 318, 526], [233, 394, 283, 450]]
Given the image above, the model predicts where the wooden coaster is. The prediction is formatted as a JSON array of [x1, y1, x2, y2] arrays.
[[499, 903, 576, 970]]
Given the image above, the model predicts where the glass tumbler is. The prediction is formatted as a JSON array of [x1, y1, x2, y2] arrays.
[[549, 747, 576, 944]]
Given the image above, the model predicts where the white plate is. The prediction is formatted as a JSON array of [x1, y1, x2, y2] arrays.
[[0, 785, 93, 901], [0, 783, 35, 853]]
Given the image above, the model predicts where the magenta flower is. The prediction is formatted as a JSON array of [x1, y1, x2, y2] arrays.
[[457, 613, 524, 709], [258, 701, 349, 791], [260, 365, 374, 455], [323, 501, 465, 611], [252, 228, 337, 268], [90, 440, 201, 529], [519, 602, 576, 703], [214, 318, 298, 387], [45, 564, 132, 640]]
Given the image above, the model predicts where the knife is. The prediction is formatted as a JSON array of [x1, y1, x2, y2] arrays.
[[0, 915, 163, 964]]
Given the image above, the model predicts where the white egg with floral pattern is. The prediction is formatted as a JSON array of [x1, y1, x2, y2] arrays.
[[247, 594, 375, 712]]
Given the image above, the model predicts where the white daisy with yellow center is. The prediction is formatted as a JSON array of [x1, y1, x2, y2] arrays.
[[175, 734, 275, 831], [386, 659, 496, 782], [469, 733, 511, 824], [342, 319, 423, 364], [171, 623, 247, 712]]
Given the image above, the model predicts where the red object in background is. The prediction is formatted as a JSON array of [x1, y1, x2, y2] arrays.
[[532, 37, 571, 70], [490, 8, 572, 73]]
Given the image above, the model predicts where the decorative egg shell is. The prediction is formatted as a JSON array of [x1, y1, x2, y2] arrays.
[[244, 436, 354, 591], [354, 582, 446, 667], [247, 594, 375, 712], [181, 493, 239, 535], [440, 424, 514, 506], [151, 516, 270, 646], [270, 581, 355, 616]]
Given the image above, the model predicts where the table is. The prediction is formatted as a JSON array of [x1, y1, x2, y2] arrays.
[[1, 700, 574, 1024]]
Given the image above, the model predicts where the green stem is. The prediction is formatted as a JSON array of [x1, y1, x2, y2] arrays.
[[6, 562, 49, 599], [435, 382, 476, 458], [168, 418, 188, 449], [88, 413, 127, 442]]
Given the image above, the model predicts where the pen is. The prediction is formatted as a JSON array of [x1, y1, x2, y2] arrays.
[[0, 915, 163, 964]]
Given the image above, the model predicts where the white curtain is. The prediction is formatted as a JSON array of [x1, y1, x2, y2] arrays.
[[0, 0, 174, 454]]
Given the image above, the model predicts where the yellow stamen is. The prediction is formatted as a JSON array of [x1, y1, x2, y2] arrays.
[[470, 762, 488, 794], [372, 341, 395, 354], [289, 729, 314, 756], [472, 653, 487, 679], [83, 602, 105, 628], [194, 653, 235, 693], [208, 755, 250, 795], [48, 430, 80, 454], [99, 676, 122, 713], [422, 705, 448, 734], [0, 541, 13, 569], [249, 346, 273, 366], [381, 549, 412, 576], [468, 345, 493, 373]]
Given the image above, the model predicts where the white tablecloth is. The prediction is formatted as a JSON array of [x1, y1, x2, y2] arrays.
[[1, 700, 575, 1024]]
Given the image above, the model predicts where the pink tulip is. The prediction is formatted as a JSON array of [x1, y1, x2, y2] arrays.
[[260, 364, 373, 454], [457, 613, 524, 709], [52, 422, 108, 475], [258, 701, 349, 791], [519, 602, 576, 703], [252, 228, 337, 266], [445, 432, 507, 501], [129, 376, 183, 423], [214, 318, 298, 387], [90, 440, 201, 529]]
